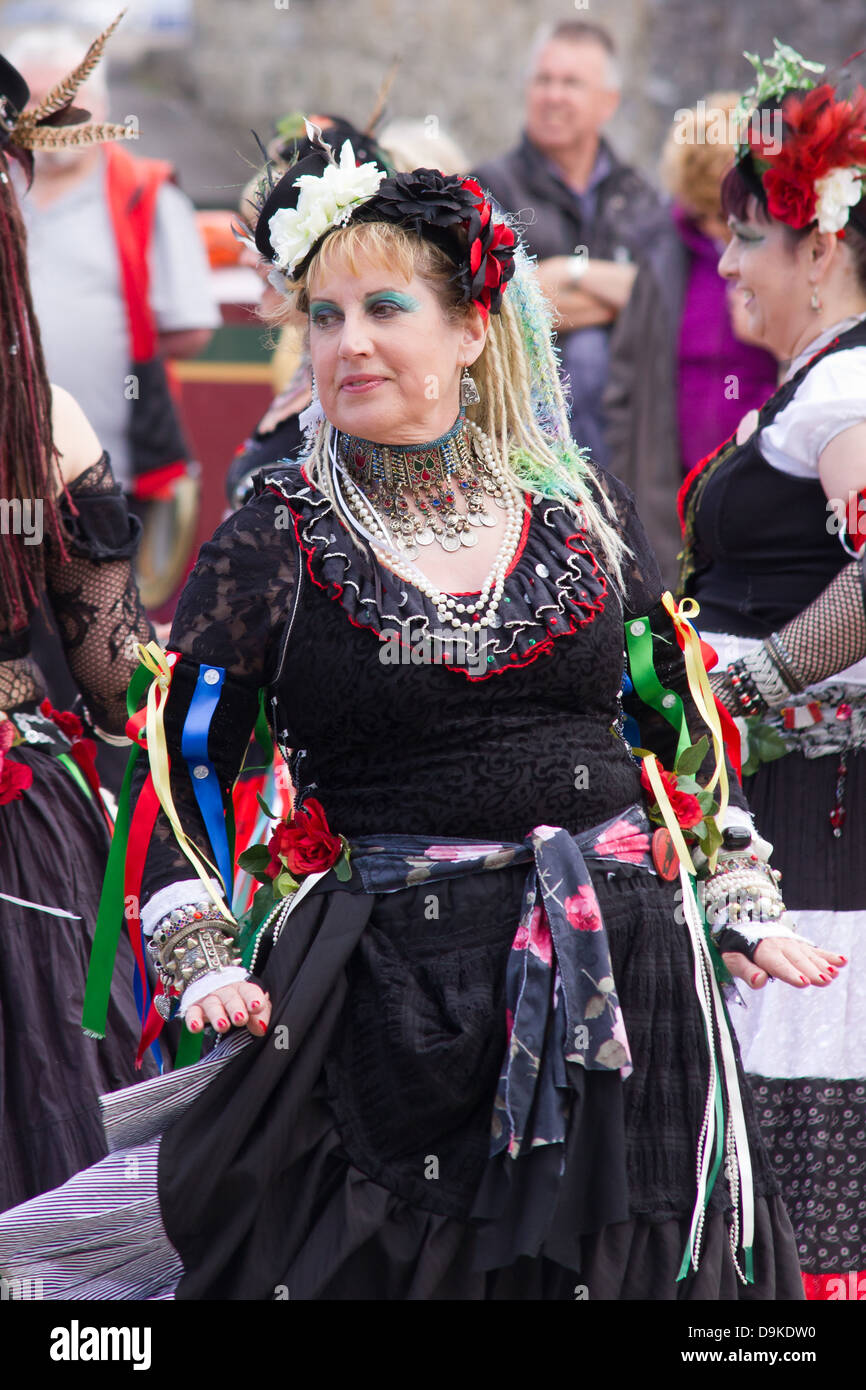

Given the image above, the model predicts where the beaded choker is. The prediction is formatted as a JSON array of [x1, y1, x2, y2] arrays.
[[336, 413, 507, 559]]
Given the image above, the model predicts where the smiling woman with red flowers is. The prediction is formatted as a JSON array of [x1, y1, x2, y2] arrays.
[[679, 42, 866, 1298], [0, 113, 842, 1305]]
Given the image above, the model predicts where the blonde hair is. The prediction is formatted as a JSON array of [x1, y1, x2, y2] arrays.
[[281, 220, 628, 588], [660, 91, 741, 222]]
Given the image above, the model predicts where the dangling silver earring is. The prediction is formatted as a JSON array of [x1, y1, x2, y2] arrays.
[[810, 287, 822, 312], [460, 366, 480, 406], [299, 367, 325, 437]]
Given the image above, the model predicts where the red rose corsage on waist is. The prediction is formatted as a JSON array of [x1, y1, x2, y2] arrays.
[[238, 795, 352, 916]]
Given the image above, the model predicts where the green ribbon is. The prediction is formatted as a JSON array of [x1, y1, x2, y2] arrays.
[[56, 751, 93, 803], [174, 1024, 203, 1068], [81, 660, 153, 1040], [625, 615, 690, 762], [254, 687, 274, 765]]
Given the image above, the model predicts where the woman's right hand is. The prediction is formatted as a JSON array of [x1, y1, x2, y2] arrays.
[[185, 980, 271, 1037]]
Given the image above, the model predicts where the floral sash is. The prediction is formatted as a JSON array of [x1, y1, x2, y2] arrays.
[[347, 804, 653, 1161]]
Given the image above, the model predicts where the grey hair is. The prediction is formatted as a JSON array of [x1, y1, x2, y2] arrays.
[[5, 26, 109, 99], [525, 20, 621, 92]]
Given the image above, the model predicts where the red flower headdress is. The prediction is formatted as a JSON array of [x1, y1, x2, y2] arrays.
[[736, 42, 866, 234], [252, 127, 517, 318]]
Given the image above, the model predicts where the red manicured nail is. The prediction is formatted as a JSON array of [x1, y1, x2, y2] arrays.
[[250, 999, 261, 1011], [216, 1018, 228, 1030], [751, 972, 762, 985], [188, 1018, 201, 1033], [257, 1019, 267, 1034], [819, 973, 829, 982], [233, 1011, 245, 1023], [839, 956, 848, 963], [800, 975, 809, 984]]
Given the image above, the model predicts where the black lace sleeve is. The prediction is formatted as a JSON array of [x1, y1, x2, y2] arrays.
[[588, 466, 749, 814], [43, 452, 154, 736], [135, 471, 299, 911]]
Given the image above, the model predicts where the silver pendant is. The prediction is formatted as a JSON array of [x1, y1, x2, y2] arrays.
[[494, 494, 509, 509], [400, 541, 419, 561], [415, 527, 436, 546], [479, 510, 497, 526], [440, 533, 461, 552], [466, 511, 483, 527], [459, 528, 478, 547]]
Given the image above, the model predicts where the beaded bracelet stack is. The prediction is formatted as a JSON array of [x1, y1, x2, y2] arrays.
[[147, 903, 242, 1019], [726, 660, 766, 718], [700, 853, 786, 930], [725, 638, 800, 719]]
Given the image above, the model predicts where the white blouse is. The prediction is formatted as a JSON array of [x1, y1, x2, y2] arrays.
[[758, 316, 866, 478]]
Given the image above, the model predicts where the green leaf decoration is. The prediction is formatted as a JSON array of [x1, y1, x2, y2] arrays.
[[245, 882, 278, 938], [256, 791, 277, 820], [695, 790, 716, 814], [703, 818, 724, 861], [675, 735, 709, 777], [274, 870, 300, 899], [674, 775, 700, 794], [237, 844, 271, 873], [750, 722, 789, 762], [333, 852, 352, 882], [692, 819, 709, 842]]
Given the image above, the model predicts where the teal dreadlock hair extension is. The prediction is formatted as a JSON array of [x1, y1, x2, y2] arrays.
[[477, 232, 628, 586]]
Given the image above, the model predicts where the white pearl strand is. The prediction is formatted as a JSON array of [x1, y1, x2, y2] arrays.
[[344, 420, 525, 634]]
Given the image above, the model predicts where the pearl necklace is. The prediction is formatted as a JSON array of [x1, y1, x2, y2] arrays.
[[343, 419, 525, 633]]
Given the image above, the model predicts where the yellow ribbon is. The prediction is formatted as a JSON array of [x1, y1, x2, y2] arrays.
[[642, 753, 698, 877], [653, 594, 730, 875], [136, 641, 234, 922]]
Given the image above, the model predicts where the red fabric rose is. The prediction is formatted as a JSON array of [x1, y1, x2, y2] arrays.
[[762, 166, 818, 229], [40, 698, 83, 742], [267, 798, 343, 878], [640, 761, 704, 830], [0, 758, 33, 806]]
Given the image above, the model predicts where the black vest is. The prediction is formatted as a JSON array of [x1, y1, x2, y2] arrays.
[[682, 319, 866, 637]]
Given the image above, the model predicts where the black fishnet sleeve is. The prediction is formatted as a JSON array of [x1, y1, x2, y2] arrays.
[[134, 477, 298, 912], [711, 559, 866, 712], [43, 452, 154, 735], [588, 466, 749, 814]]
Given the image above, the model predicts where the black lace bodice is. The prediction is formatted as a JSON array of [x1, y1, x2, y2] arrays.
[[0, 453, 153, 732], [137, 459, 746, 911]]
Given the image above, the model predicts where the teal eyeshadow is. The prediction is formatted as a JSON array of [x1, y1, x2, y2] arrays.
[[364, 292, 421, 311]]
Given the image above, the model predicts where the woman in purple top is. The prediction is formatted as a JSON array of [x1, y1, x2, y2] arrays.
[[662, 92, 779, 474]]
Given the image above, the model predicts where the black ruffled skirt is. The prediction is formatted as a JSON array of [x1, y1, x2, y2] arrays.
[[0, 848, 803, 1300], [0, 722, 157, 1212]]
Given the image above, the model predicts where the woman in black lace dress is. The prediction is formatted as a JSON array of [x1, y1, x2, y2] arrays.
[[0, 42, 158, 1209], [0, 137, 844, 1300]]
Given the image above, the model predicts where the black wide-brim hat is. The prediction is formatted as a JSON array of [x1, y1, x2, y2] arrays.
[[0, 55, 30, 139]]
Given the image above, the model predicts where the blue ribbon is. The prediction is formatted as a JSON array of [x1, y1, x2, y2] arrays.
[[181, 664, 233, 896]]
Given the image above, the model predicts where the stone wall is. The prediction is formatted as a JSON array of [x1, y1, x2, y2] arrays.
[[187, 0, 865, 180]]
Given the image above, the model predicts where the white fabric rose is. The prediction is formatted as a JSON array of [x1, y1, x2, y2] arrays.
[[267, 141, 386, 274], [814, 166, 864, 234]]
